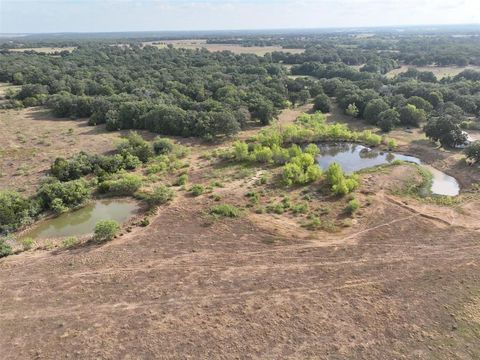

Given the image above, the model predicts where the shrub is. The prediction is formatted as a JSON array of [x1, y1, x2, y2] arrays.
[[117, 131, 154, 163], [38, 178, 91, 210], [98, 173, 143, 196], [344, 199, 360, 214], [62, 236, 79, 248], [0, 191, 33, 233], [232, 141, 249, 161], [93, 220, 120, 241], [291, 203, 309, 214], [175, 174, 189, 186], [190, 184, 205, 196], [465, 141, 480, 163], [325, 162, 359, 196], [20, 237, 35, 251], [253, 146, 273, 163], [0, 238, 12, 258], [210, 204, 241, 218], [282, 153, 322, 186], [152, 137, 174, 155], [303, 143, 320, 156], [139, 185, 174, 207]]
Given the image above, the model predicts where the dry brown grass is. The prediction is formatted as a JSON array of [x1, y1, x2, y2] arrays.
[[143, 39, 304, 56], [7, 47, 75, 54], [386, 65, 480, 79]]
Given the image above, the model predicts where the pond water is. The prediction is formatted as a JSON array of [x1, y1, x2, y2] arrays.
[[23, 199, 140, 240], [315, 143, 460, 196]]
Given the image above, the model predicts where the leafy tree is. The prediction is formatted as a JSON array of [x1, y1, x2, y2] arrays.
[[399, 104, 426, 127], [313, 93, 331, 113], [364, 98, 390, 125], [377, 109, 400, 132], [424, 115, 467, 148], [464, 141, 480, 163]]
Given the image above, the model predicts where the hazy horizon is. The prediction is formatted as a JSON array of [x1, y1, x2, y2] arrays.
[[2, 0, 480, 34]]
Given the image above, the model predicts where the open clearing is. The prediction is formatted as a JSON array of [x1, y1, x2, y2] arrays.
[[386, 65, 480, 79], [0, 108, 123, 194], [7, 47, 76, 54], [143, 39, 305, 56]]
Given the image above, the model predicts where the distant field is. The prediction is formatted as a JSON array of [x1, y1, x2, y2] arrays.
[[8, 47, 75, 54], [143, 39, 305, 56], [386, 65, 480, 79]]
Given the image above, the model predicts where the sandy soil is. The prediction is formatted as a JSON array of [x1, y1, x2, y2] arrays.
[[0, 108, 123, 194]]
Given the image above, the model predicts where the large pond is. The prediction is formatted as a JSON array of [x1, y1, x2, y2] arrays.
[[315, 143, 460, 196], [22, 199, 140, 240]]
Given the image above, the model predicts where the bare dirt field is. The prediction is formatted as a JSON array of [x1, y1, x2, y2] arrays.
[[0, 108, 123, 194], [143, 39, 305, 56], [386, 65, 480, 79], [1, 105, 480, 359]]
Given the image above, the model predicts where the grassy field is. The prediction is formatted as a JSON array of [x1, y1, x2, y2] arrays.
[[386, 64, 480, 79], [143, 39, 305, 56], [0, 108, 123, 194], [7, 47, 76, 54]]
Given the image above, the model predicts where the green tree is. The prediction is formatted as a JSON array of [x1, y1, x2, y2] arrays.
[[313, 93, 331, 113], [425, 115, 467, 148], [364, 98, 390, 125], [399, 104, 426, 127], [377, 109, 400, 132], [464, 141, 480, 163]]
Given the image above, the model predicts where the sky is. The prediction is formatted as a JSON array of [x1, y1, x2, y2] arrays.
[[1, 0, 480, 34]]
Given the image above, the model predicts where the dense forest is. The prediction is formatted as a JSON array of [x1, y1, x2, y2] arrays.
[[0, 45, 289, 138]]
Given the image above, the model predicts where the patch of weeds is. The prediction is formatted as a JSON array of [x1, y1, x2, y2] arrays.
[[255, 206, 266, 214], [20, 237, 35, 251], [245, 191, 259, 204], [210, 204, 242, 218], [139, 218, 150, 227], [210, 180, 224, 188], [190, 184, 205, 196], [265, 202, 283, 214], [211, 194, 222, 201], [174, 174, 188, 186], [344, 198, 360, 215], [62, 236, 79, 248], [291, 202, 308, 215]]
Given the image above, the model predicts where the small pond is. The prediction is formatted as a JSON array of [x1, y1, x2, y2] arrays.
[[315, 143, 460, 196], [22, 199, 140, 240]]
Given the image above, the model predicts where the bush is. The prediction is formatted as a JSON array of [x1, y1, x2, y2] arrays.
[[117, 131, 154, 163], [138, 185, 174, 207], [175, 174, 189, 186], [93, 220, 120, 241], [0, 238, 12, 258], [62, 236, 79, 248], [153, 137, 174, 155], [210, 204, 241, 218], [465, 141, 480, 163], [38, 178, 91, 210], [325, 162, 359, 196], [344, 199, 360, 214], [98, 173, 143, 196], [282, 153, 322, 186], [303, 143, 320, 156], [0, 191, 33, 233], [20, 237, 35, 251], [190, 184, 205, 196], [313, 93, 331, 113]]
